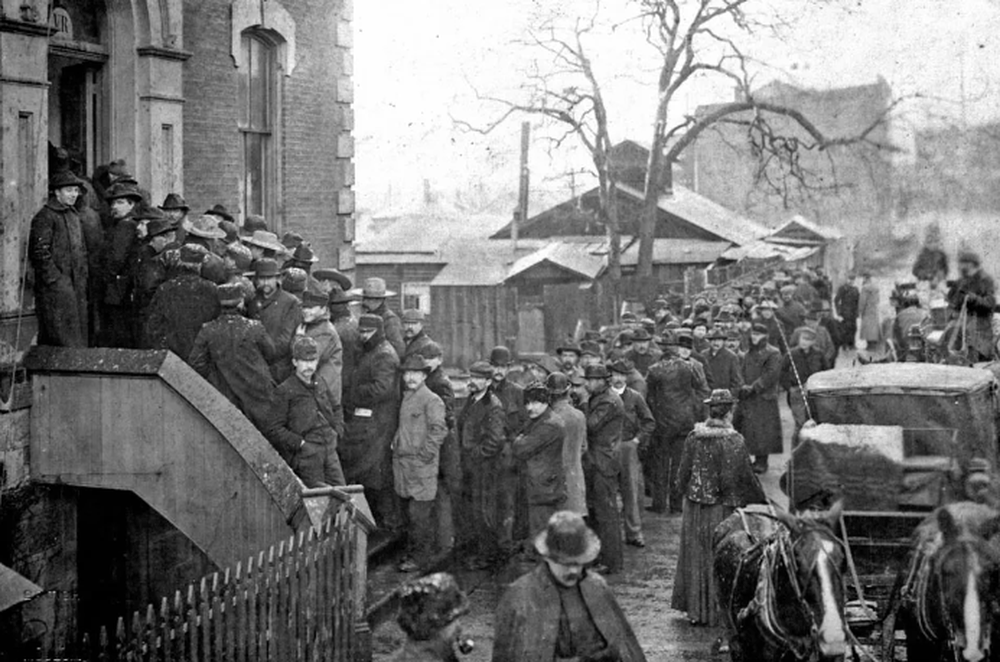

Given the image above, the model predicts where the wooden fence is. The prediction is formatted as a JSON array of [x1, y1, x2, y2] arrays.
[[17, 501, 370, 662]]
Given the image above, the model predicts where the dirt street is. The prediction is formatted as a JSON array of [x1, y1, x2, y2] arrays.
[[372, 395, 800, 661]]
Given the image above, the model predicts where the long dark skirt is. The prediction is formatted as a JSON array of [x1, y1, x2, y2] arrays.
[[671, 499, 735, 626]]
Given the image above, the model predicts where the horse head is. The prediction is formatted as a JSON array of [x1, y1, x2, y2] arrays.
[[774, 500, 848, 659], [931, 506, 1000, 662]]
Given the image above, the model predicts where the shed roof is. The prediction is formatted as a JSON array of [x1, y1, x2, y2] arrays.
[[507, 240, 607, 282], [767, 215, 844, 246], [620, 238, 730, 266]]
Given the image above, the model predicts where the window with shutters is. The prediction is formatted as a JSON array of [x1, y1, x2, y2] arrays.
[[239, 31, 279, 225]]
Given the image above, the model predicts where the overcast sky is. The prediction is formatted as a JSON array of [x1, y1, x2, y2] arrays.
[[354, 0, 1000, 213]]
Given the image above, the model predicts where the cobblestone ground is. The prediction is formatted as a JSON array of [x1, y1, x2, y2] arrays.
[[372, 379, 812, 661]]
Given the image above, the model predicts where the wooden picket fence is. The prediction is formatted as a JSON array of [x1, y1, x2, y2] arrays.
[[22, 504, 368, 662]]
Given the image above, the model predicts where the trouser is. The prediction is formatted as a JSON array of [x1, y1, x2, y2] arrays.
[[651, 432, 686, 513], [787, 387, 808, 434], [400, 497, 435, 566], [618, 438, 644, 541], [435, 431, 461, 552], [433, 480, 454, 553], [586, 467, 623, 573], [457, 456, 501, 562], [497, 459, 519, 554], [293, 439, 346, 488]]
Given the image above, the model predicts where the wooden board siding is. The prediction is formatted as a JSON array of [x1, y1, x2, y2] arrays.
[[431, 285, 517, 368], [26, 348, 304, 570]]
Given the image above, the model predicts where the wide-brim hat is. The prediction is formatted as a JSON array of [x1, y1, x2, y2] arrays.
[[631, 328, 651, 341], [49, 170, 85, 190], [204, 204, 234, 223], [159, 193, 189, 212], [105, 182, 143, 202], [583, 364, 610, 379], [252, 258, 280, 278], [282, 231, 304, 251], [288, 243, 319, 264], [182, 214, 227, 240], [301, 289, 329, 308], [580, 341, 602, 357], [146, 216, 178, 237], [242, 230, 286, 253], [400, 354, 432, 372], [351, 277, 396, 299], [608, 358, 634, 375], [328, 289, 358, 305], [557, 342, 582, 356], [243, 214, 269, 234], [534, 511, 601, 565], [314, 267, 353, 291], [704, 389, 736, 406]]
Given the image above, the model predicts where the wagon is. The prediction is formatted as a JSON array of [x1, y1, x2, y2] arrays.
[[786, 363, 1000, 659]]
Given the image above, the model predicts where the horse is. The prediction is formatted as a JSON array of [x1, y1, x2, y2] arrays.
[[900, 502, 1000, 662], [713, 501, 848, 662]]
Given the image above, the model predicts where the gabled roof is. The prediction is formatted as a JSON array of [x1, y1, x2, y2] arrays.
[[767, 215, 844, 246], [507, 240, 607, 282], [721, 240, 817, 262]]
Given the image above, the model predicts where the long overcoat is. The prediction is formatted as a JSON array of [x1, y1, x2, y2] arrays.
[[392, 382, 447, 501], [29, 198, 88, 346], [858, 282, 881, 342], [457, 391, 505, 525], [340, 332, 399, 488], [492, 564, 647, 662], [295, 315, 344, 433], [947, 269, 997, 359], [188, 310, 276, 429], [646, 357, 710, 439], [250, 288, 302, 383], [143, 271, 219, 359], [512, 407, 566, 506], [737, 341, 783, 456], [551, 399, 588, 515], [704, 347, 743, 393]]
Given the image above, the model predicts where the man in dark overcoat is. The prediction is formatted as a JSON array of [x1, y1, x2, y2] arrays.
[[492, 511, 647, 662], [340, 313, 400, 528], [512, 382, 567, 541], [947, 250, 996, 362], [294, 289, 344, 435], [456, 361, 506, 568], [583, 363, 625, 574], [487, 345, 528, 553], [704, 326, 743, 392], [98, 180, 144, 347], [329, 288, 359, 404], [756, 300, 788, 354], [401, 308, 435, 360], [132, 209, 177, 328], [645, 334, 710, 514], [29, 171, 89, 347], [834, 274, 860, 350], [143, 244, 219, 359], [264, 337, 346, 488], [188, 283, 276, 430], [737, 323, 784, 473], [248, 258, 302, 383], [610, 359, 655, 548], [354, 277, 405, 357]]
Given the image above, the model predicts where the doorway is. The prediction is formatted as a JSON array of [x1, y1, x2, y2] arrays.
[[48, 54, 107, 177]]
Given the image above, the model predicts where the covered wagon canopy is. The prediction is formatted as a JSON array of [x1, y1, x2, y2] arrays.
[[806, 364, 998, 470]]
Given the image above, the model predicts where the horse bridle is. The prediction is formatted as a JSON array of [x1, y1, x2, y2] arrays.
[[735, 524, 847, 660]]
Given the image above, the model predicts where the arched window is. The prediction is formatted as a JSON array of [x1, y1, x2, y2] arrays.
[[239, 31, 278, 223]]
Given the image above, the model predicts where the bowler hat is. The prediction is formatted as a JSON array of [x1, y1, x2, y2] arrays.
[[242, 230, 286, 253], [468, 360, 493, 378], [608, 358, 634, 375], [314, 267, 353, 291], [134, 204, 166, 222], [395, 573, 469, 642], [631, 328, 651, 341], [217, 283, 245, 306], [146, 216, 177, 238], [352, 277, 396, 299], [183, 214, 227, 240], [243, 214, 268, 234], [676, 334, 694, 349], [523, 381, 549, 404], [359, 314, 383, 332], [556, 342, 582, 356], [301, 289, 329, 308], [401, 308, 425, 323], [545, 372, 571, 395], [287, 243, 318, 265], [726, 329, 742, 341], [583, 364, 610, 380], [204, 204, 234, 223], [534, 511, 601, 565], [159, 193, 189, 212], [489, 345, 513, 366], [580, 341, 602, 357], [218, 220, 239, 244], [292, 336, 319, 361], [704, 389, 736, 406], [49, 170, 84, 191], [328, 289, 358, 305], [105, 181, 143, 202], [252, 258, 280, 278], [400, 354, 432, 372]]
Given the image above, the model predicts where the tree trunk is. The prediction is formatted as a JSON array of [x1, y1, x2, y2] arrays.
[[606, 183, 622, 323], [638, 126, 668, 278]]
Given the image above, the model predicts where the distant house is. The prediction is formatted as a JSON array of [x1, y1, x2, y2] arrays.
[[676, 78, 896, 236]]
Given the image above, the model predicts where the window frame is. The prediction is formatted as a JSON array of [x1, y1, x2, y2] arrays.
[[238, 29, 282, 229], [401, 283, 432, 315]]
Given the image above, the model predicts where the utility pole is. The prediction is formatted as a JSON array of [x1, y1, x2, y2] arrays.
[[513, 121, 530, 252]]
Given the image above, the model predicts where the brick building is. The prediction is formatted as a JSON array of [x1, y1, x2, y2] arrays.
[[0, 0, 356, 649], [676, 79, 895, 236]]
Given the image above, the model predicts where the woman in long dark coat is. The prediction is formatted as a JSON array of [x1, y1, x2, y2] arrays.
[[672, 389, 764, 629], [29, 171, 89, 347]]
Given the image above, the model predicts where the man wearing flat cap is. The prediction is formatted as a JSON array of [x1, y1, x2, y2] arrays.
[[188, 283, 276, 430], [947, 249, 996, 362], [582, 363, 625, 574], [340, 314, 401, 528], [776, 283, 807, 339], [737, 323, 783, 474], [354, 277, 405, 357], [512, 382, 567, 541], [393, 354, 447, 572], [143, 244, 220, 360], [294, 289, 344, 435], [456, 360, 506, 569], [492, 510, 647, 662], [402, 308, 435, 361], [248, 258, 303, 383], [29, 170, 90, 347], [264, 336, 346, 488]]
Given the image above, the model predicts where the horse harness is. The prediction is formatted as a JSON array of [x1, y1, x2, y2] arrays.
[[730, 511, 844, 661]]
